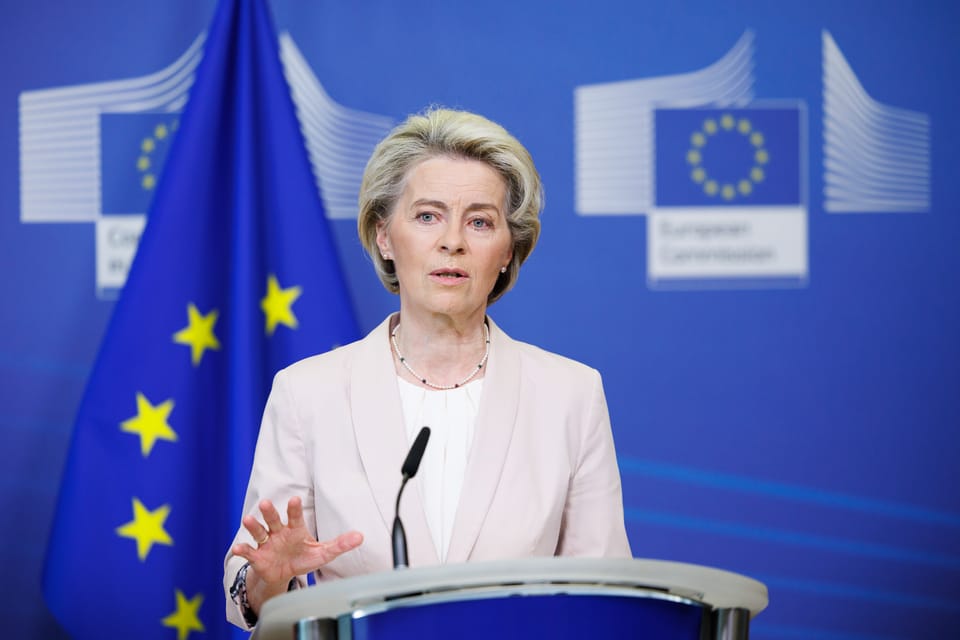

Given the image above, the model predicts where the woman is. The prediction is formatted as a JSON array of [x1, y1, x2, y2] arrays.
[[223, 108, 631, 628]]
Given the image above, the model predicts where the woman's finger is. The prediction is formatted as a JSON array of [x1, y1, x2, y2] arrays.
[[231, 542, 257, 561], [286, 496, 306, 530], [317, 531, 364, 564], [259, 499, 284, 533], [241, 514, 270, 545]]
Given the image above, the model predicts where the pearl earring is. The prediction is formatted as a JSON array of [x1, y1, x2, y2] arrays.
[[500, 266, 507, 274]]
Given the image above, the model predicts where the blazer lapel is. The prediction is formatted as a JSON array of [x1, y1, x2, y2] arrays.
[[350, 315, 438, 566], [445, 317, 521, 563]]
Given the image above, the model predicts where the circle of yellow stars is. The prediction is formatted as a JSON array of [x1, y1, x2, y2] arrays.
[[112, 272, 303, 638], [138, 119, 179, 191], [686, 113, 769, 201]]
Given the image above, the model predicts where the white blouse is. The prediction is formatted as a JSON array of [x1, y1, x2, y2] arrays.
[[397, 376, 483, 562]]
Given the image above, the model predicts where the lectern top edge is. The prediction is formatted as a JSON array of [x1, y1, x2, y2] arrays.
[[253, 557, 768, 640]]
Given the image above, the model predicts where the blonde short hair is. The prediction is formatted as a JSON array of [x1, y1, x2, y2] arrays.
[[357, 108, 543, 305]]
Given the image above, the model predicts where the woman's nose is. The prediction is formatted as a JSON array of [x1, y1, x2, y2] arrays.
[[439, 223, 466, 253]]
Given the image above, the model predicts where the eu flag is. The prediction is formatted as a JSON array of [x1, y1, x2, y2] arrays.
[[654, 106, 802, 207], [43, 1, 359, 638]]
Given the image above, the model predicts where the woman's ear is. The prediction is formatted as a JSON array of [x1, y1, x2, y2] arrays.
[[376, 222, 392, 260]]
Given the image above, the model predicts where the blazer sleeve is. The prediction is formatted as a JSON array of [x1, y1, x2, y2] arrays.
[[556, 369, 632, 558], [222, 368, 316, 629]]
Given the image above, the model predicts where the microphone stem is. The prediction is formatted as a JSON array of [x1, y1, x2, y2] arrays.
[[392, 475, 411, 568], [395, 475, 409, 516]]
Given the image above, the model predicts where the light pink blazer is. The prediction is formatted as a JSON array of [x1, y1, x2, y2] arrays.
[[223, 315, 631, 627]]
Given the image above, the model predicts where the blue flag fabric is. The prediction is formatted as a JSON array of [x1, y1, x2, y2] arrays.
[[43, 0, 359, 638], [654, 107, 802, 207]]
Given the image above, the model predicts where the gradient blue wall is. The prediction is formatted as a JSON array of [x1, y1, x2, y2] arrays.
[[2, 1, 958, 638]]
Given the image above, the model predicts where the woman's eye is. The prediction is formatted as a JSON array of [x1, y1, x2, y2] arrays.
[[470, 218, 491, 229], [417, 212, 435, 223]]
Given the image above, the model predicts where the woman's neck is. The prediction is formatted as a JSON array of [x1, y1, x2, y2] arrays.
[[390, 309, 489, 390]]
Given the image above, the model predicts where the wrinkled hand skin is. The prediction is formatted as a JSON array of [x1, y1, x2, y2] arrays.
[[232, 496, 364, 614]]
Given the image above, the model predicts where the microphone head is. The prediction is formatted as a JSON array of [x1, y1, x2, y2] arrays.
[[401, 426, 430, 479]]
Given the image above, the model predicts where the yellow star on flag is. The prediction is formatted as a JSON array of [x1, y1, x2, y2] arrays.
[[120, 392, 177, 457], [172, 303, 221, 366], [261, 274, 302, 336], [162, 589, 205, 640], [116, 498, 173, 561]]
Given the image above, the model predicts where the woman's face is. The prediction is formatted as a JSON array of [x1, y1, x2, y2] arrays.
[[376, 156, 513, 323]]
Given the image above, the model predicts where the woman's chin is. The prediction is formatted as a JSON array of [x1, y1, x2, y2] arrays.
[[411, 296, 485, 320]]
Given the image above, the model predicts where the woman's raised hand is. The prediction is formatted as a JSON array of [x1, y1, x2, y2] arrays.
[[231, 496, 363, 612]]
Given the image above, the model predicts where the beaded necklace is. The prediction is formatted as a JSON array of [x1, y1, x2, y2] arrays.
[[390, 323, 490, 390]]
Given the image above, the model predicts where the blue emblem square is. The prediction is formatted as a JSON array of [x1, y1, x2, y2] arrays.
[[100, 113, 179, 214], [654, 107, 802, 207]]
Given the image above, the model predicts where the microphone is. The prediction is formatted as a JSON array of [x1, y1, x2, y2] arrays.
[[392, 426, 430, 569]]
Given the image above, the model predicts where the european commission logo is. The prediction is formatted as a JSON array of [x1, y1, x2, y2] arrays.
[[574, 29, 929, 290], [649, 105, 806, 287], [573, 31, 808, 289], [19, 33, 392, 299]]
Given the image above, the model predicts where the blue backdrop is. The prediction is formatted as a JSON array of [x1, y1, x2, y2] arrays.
[[2, 1, 958, 638]]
